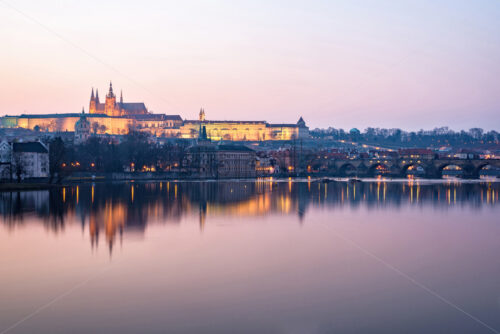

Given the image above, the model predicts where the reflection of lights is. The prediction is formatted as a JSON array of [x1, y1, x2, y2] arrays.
[[383, 182, 386, 201], [62, 187, 66, 202], [131, 185, 134, 203], [377, 182, 380, 201], [76, 186, 79, 204]]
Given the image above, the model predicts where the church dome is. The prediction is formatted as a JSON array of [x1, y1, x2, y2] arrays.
[[75, 113, 90, 130], [75, 109, 90, 132]]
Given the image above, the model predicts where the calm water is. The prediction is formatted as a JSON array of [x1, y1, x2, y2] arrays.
[[1, 179, 500, 334]]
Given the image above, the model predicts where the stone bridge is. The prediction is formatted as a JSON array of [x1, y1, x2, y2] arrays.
[[307, 158, 500, 178]]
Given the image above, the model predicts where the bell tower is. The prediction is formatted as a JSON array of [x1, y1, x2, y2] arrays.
[[89, 88, 96, 114], [105, 82, 117, 116]]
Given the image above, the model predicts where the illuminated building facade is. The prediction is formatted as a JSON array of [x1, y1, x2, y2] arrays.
[[0, 84, 309, 141]]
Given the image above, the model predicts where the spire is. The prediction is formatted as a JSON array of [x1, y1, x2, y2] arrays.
[[91, 88, 95, 101], [82, 106, 85, 114], [95, 89, 100, 103], [120, 90, 123, 104], [297, 116, 305, 127], [108, 81, 114, 97]]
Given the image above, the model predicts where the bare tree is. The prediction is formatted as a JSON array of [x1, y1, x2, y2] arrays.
[[13, 154, 26, 183], [92, 122, 99, 134], [98, 124, 107, 134]]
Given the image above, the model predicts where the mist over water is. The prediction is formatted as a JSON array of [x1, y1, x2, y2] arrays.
[[1, 180, 500, 333]]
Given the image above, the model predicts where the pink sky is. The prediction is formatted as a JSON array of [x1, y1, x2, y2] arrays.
[[0, 0, 499, 130]]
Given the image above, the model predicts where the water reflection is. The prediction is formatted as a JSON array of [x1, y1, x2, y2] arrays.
[[1, 180, 498, 251]]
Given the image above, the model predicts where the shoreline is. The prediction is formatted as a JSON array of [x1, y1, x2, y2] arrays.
[[1, 175, 499, 191]]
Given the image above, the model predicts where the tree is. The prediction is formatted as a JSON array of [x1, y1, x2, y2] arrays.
[[48, 137, 66, 182], [468, 128, 484, 140], [92, 122, 99, 134], [98, 124, 107, 134], [12, 153, 25, 183]]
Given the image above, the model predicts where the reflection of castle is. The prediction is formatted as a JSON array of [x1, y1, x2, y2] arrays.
[[2, 181, 498, 251], [1, 83, 309, 141]]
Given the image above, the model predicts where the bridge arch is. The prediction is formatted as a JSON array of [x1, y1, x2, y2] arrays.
[[367, 163, 390, 177], [437, 162, 468, 178], [400, 163, 426, 177], [474, 162, 497, 178], [338, 163, 357, 176]]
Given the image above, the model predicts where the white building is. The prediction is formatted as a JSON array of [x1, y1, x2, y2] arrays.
[[0, 141, 49, 180], [0, 141, 12, 179]]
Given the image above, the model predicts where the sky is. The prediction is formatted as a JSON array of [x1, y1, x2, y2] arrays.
[[0, 0, 499, 131]]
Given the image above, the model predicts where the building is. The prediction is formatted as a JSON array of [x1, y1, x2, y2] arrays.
[[398, 148, 435, 160], [0, 83, 309, 141], [0, 141, 49, 180], [183, 131, 257, 178], [89, 82, 148, 116], [255, 153, 277, 176], [74, 109, 91, 144], [0, 140, 12, 179]]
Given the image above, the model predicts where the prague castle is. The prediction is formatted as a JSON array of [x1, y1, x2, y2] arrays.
[[89, 82, 148, 116], [0, 82, 309, 141]]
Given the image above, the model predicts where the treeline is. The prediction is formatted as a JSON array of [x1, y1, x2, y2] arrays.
[[311, 127, 499, 148], [49, 132, 189, 177]]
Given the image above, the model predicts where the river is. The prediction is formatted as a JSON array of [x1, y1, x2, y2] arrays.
[[1, 179, 499, 333]]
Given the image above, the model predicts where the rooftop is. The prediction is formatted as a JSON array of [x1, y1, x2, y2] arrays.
[[13, 142, 48, 153]]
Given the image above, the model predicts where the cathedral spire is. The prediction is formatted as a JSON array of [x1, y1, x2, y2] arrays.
[[120, 90, 123, 104], [91, 88, 95, 101], [95, 89, 100, 103], [108, 81, 114, 97]]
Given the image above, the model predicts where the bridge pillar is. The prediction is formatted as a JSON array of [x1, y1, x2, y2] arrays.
[[357, 163, 368, 177], [462, 165, 480, 179], [424, 165, 440, 179]]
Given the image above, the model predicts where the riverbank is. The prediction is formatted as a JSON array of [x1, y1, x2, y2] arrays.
[[0, 182, 61, 191], [1, 175, 499, 191]]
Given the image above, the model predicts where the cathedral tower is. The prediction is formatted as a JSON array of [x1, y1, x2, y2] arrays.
[[89, 88, 97, 114], [105, 82, 117, 116]]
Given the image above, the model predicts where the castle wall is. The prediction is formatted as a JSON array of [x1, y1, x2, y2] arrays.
[[180, 122, 302, 141], [12, 116, 131, 135], [2, 116, 307, 141]]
